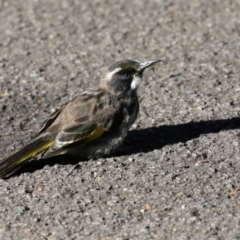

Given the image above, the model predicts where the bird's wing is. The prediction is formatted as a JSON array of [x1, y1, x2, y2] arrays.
[[42, 120, 105, 158], [42, 91, 116, 158], [38, 104, 67, 134], [38, 94, 85, 134]]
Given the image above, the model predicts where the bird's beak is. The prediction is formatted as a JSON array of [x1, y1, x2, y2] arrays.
[[139, 59, 161, 72]]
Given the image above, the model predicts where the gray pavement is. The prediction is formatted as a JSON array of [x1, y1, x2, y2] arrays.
[[0, 0, 240, 239]]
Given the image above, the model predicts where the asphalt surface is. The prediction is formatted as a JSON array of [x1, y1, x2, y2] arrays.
[[0, 0, 240, 239]]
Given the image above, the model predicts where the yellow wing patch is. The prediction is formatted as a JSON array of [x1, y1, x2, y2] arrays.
[[10, 141, 54, 170], [60, 127, 105, 148], [83, 127, 105, 142]]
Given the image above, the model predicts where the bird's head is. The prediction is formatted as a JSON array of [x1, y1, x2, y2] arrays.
[[101, 59, 161, 95]]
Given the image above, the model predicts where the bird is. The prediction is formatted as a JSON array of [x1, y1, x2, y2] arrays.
[[0, 58, 160, 178]]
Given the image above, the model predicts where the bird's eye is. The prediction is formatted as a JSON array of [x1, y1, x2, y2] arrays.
[[121, 73, 131, 80]]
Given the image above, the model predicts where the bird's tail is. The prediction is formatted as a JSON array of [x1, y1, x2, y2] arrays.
[[0, 138, 54, 178]]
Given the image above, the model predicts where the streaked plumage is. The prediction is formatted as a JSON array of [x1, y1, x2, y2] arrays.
[[0, 59, 160, 178]]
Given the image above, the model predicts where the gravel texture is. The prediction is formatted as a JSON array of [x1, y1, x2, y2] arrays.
[[0, 0, 240, 239]]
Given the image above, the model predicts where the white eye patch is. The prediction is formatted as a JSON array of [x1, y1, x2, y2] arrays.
[[131, 75, 141, 89], [106, 68, 121, 81]]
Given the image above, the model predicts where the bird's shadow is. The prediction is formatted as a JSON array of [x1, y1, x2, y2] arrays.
[[13, 117, 240, 177]]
